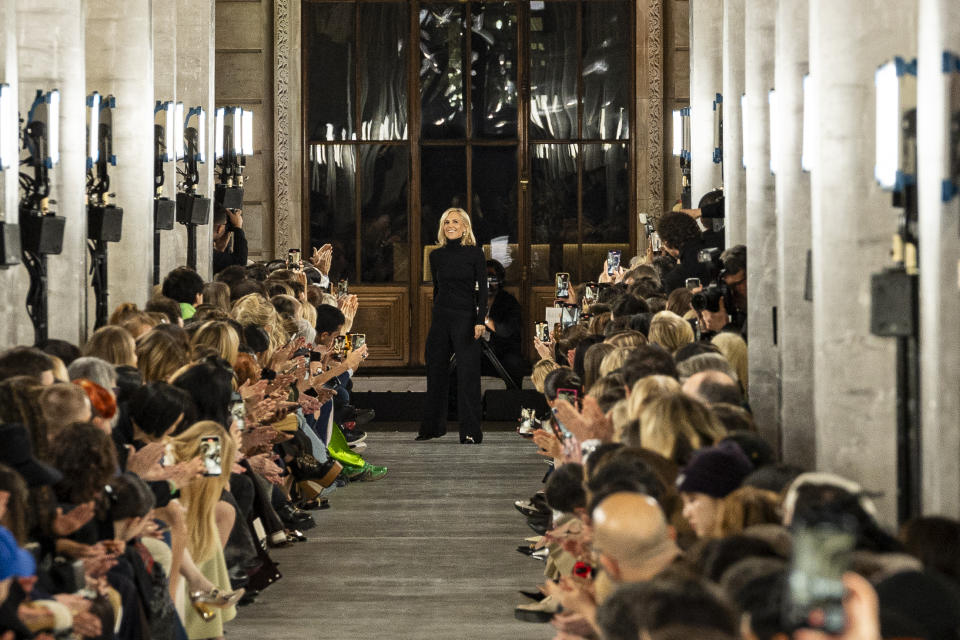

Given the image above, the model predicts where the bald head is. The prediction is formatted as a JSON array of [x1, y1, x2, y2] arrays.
[[682, 370, 741, 406], [592, 492, 676, 580]]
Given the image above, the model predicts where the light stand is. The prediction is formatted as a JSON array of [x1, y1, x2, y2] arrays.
[[86, 93, 122, 330], [152, 101, 178, 284], [673, 107, 692, 208], [0, 83, 20, 268], [19, 89, 65, 344], [214, 106, 253, 209], [869, 56, 920, 523], [713, 93, 723, 165], [176, 106, 210, 271]]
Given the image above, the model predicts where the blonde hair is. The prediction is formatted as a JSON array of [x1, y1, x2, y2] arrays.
[[531, 358, 561, 394], [232, 293, 288, 357], [599, 347, 631, 378], [170, 421, 237, 563], [638, 392, 726, 464], [711, 332, 748, 392], [136, 331, 187, 383], [627, 375, 681, 420], [190, 321, 240, 367], [202, 281, 232, 313], [715, 487, 782, 537], [604, 331, 648, 349], [648, 310, 695, 353], [436, 208, 477, 246], [83, 326, 137, 367]]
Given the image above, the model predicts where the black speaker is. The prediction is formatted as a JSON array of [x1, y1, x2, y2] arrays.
[[215, 184, 244, 210], [20, 212, 66, 255], [0, 222, 21, 267], [87, 205, 123, 243], [155, 197, 176, 230], [176, 192, 211, 225], [871, 269, 917, 337]]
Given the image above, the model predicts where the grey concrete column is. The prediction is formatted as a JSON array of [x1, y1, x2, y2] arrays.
[[809, 0, 917, 526], [744, 0, 779, 451], [153, 0, 180, 286], [176, 0, 215, 280], [689, 0, 723, 205], [917, 0, 960, 516], [0, 0, 32, 349], [17, 0, 88, 345], [85, 0, 155, 312], [773, 0, 815, 470], [722, 0, 746, 246]]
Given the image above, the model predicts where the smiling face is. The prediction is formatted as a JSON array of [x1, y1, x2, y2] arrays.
[[442, 211, 466, 241]]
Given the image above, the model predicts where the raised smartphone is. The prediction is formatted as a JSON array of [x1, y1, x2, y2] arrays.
[[606, 250, 621, 276], [199, 435, 222, 477], [555, 272, 570, 299]]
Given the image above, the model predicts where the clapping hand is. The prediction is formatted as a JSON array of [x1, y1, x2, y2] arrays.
[[310, 244, 333, 275], [52, 502, 96, 537], [553, 397, 612, 442]]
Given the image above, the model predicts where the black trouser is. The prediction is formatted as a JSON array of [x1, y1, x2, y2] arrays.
[[421, 306, 483, 441]]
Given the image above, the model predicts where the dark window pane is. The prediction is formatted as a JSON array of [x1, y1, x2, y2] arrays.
[[471, 145, 519, 281], [359, 3, 409, 140], [420, 146, 467, 278], [582, 143, 629, 253], [360, 145, 409, 282], [420, 5, 467, 139], [529, 2, 578, 141], [582, 3, 630, 140], [530, 143, 578, 282], [304, 3, 355, 141], [308, 145, 357, 281], [471, 3, 518, 139]]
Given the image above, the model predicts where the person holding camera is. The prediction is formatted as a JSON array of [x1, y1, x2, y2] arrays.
[[655, 211, 716, 294], [212, 203, 248, 274], [483, 259, 527, 388], [700, 245, 747, 338], [417, 208, 488, 444]]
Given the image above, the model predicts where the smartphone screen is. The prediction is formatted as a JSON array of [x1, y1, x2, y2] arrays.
[[350, 333, 366, 350], [560, 304, 580, 328], [584, 282, 599, 302], [287, 248, 301, 269], [555, 273, 570, 299], [685, 277, 701, 290], [229, 399, 245, 433], [783, 517, 856, 634], [199, 435, 222, 477], [337, 278, 349, 298], [535, 322, 549, 343], [651, 232, 662, 254], [333, 335, 346, 358], [606, 250, 622, 276], [556, 387, 580, 409]]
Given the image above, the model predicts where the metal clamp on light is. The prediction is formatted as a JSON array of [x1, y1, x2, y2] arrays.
[[943, 51, 960, 203], [712, 93, 723, 164]]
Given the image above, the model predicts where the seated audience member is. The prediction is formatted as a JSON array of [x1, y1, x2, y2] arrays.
[[162, 266, 206, 321], [677, 441, 754, 538], [711, 331, 748, 390], [82, 325, 138, 367], [682, 369, 743, 406], [39, 383, 92, 439], [620, 345, 678, 388], [0, 347, 55, 385], [648, 311, 695, 354], [483, 260, 527, 387], [639, 393, 727, 464]]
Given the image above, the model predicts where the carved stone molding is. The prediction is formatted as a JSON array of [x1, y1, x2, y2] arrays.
[[274, 0, 292, 257], [646, 0, 664, 213]]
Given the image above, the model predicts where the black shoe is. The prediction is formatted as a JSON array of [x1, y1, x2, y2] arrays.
[[460, 435, 482, 444], [415, 433, 443, 441], [343, 428, 367, 444], [518, 590, 547, 602], [278, 503, 316, 531], [289, 454, 340, 483], [339, 405, 376, 425]]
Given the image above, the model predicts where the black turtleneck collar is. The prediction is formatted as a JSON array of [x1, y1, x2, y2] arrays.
[[446, 237, 464, 247]]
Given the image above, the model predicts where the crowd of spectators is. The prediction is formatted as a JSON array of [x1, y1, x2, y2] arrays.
[[510, 225, 960, 640], [0, 241, 385, 639]]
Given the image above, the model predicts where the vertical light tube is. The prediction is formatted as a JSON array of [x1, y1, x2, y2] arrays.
[[87, 92, 101, 169], [241, 109, 254, 156], [174, 102, 185, 160], [47, 89, 60, 168], [214, 107, 225, 161], [874, 60, 900, 189], [672, 110, 682, 156], [0, 84, 11, 171]]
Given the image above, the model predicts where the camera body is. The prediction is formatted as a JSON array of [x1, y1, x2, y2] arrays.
[[691, 283, 731, 314]]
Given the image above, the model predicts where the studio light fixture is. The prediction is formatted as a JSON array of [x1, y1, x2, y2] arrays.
[[86, 92, 101, 170], [942, 51, 960, 202], [874, 56, 917, 191], [184, 106, 205, 164], [241, 109, 254, 156], [769, 89, 778, 175], [682, 107, 691, 161], [801, 75, 814, 173], [214, 107, 225, 161], [712, 93, 723, 164], [174, 102, 185, 161], [230, 107, 242, 158], [0, 84, 12, 171], [672, 110, 682, 157]]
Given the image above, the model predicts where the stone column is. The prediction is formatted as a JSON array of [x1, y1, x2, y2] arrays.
[[689, 0, 723, 204], [774, 0, 815, 470], [722, 0, 746, 246], [274, 0, 301, 258], [176, 0, 215, 280], [809, 0, 917, 526], [0, 0, 31, 348], [154, 0, 180, 286], [85, 0, 154, 311], [744, 0, 779, 451], [917, 0, 960, 516], [17, 0, 88, 344]]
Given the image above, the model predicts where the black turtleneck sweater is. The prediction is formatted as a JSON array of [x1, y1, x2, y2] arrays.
[[430, 238, 488, 324]]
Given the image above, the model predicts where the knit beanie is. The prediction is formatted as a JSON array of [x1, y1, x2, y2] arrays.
[[676, 441, 753, 498]]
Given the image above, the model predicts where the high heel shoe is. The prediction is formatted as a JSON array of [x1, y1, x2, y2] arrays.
[[190, 587, 246, 621]]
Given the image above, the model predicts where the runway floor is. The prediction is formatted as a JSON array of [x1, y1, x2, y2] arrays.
[[226, 430, 555, 640]]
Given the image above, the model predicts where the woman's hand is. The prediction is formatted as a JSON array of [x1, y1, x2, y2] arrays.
[[310, 244, 333, 275], [52, 502, 96, 537], [534, 336, 553, 361], [532, 429, 563, 459], [473, 324, 485, 340]]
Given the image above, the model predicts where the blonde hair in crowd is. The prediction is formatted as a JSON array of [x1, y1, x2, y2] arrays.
[[190, 321, 240, 367], [436, 208, 477, 246], [711, 331, 749, 393], [232, 293, 288, 358], [170, 421, 237, 563], [648, 310, 695, 353]]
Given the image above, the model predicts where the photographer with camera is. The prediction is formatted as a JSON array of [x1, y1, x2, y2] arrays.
[[212, 203, 248, 274], [655, 211, 717, 294], [692, 245, 747, 340]]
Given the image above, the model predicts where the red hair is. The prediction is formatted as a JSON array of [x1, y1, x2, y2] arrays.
[[72, 378, 117, 420]]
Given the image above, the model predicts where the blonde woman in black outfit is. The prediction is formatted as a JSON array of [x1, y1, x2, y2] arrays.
[[416, 208, 488, 444]]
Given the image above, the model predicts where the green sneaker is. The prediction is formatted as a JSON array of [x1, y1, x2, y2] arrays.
[[357, 464, 388, 482]]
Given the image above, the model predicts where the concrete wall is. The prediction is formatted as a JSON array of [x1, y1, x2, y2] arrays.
[[722, 0, 746, 246], [689, 0, 723, 205], [154, 0, 182, 284], [17, 0, 88, 345], [917, 0, 960, 517], [744, 0, 780, 450], [774, 0, 815, 470], [85, 0, 155, 313], [809, 0, 917, 526]]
